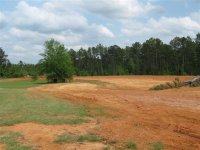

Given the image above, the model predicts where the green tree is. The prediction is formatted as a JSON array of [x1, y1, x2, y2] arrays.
[[195, 33, 200, 74], [40, 39, 74, 83], [0, 47, 9, 77]]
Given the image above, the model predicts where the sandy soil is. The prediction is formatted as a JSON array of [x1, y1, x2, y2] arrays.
[[1, 76, 200, 150]]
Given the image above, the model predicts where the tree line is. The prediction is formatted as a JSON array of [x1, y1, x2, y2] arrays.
[[69, 34, 200, 76], [0, 48, 40, 78], [0, 33, 200, 80]]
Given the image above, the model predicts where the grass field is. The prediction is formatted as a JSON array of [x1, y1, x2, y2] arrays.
[[0, 80, 47, 89], [0, 80, 99, 126]]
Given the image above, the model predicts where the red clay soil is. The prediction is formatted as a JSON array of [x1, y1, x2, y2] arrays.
[[1, 76, 200, 150], [1, 122, 106, 150]]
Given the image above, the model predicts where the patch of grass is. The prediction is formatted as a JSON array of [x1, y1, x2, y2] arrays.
[[55, 133, 102, 144], [125, 141, 137, 150], [0, 88, 105, 126], [0, 131, 33, 150], [152, 142, 164, 150], [150, 78, 182, 91], [103, 146, 111, 150], [0, 80, 47, 89]]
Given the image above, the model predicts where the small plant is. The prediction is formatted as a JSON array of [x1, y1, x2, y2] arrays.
[[125, 141, 137, 150], [152, 142, 164, 150]]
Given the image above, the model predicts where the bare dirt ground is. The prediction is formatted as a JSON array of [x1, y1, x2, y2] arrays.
[[1, 76, 200, 150]]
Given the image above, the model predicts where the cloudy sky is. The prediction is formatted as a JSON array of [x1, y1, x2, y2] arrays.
[[0, 0, 200, 63]]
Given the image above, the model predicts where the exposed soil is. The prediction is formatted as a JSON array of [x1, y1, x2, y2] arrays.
[[0, 122, 106, 150], [0, 144, 6, 150], [1, 76, 200, 150]]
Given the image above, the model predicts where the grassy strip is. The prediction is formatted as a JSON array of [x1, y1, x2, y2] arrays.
[[0, 79, 107, 126], [0, 88, 105, 126], [0, 131, 33, 150], [0, 80, 47, 89], [55, 133, 102, 144]]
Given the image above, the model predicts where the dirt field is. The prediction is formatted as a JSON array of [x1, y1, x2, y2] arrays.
[[1, 76, 200, 150]]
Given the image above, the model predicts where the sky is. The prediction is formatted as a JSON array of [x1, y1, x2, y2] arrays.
[[0, 0, 200, 63]]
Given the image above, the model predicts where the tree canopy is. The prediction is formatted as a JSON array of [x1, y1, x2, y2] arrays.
[[40, 39, 74, 83], [69, 34, 200, 76], [0, 48, 10, 77]]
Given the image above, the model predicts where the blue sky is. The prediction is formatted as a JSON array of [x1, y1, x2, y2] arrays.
[[0, 0, 200, 63]]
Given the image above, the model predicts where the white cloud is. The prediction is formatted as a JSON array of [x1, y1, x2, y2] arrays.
[[121, 15, 200, 42], [12, 1, 88, 33], [0, 1, 115, 63], [81, 0, 162, 19], [97, 25, 115, 38], [0, 0, 199, 63]]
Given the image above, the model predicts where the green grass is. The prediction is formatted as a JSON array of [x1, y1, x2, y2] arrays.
[[152, 142, 164, 150], [0, 131, 33, 150], [0, 80, 47, 89], [0, 79, 107, 126], [55, 133, 102, 144], [125, 141, 137, 150], [0, 87, 105, 126]]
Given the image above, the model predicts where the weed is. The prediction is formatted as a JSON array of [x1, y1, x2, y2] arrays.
[[125, 141, 137, 150], [152, 142, 164, 150]]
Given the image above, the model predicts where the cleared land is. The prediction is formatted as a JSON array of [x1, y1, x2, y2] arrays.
[[0, 76, 200, 150]]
